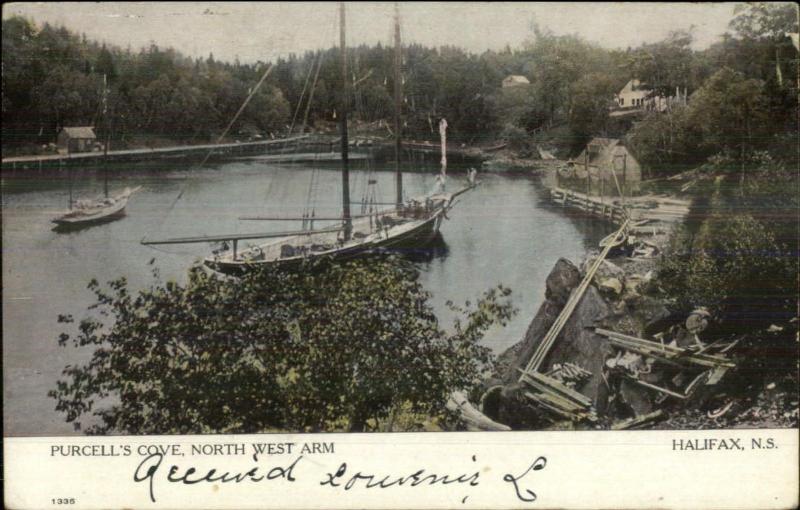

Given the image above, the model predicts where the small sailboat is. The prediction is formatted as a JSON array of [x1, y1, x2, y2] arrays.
[[141, 3, 474, 273], [52, 186, 142, 229], [52, 75, 140, 230]]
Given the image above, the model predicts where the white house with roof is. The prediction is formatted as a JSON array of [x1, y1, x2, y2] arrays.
[[612, 79, 687, 116], [615, 79, 651, 109]]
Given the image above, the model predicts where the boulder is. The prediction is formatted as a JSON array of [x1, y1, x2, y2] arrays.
[[599, 277, 623, 296], [581, 255, 625, 282], [624, 272, 652, 295], [545, 258, 581, 305], [536, 285, 612, 399], [500, 281, 612, 399]]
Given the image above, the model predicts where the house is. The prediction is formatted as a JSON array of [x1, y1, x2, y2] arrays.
[[567, 137, 641, 195], [615, 79, 651, 109], [502, 75, 530, 88], [57, 126, 97, 154], [612, 79, 688, 116]]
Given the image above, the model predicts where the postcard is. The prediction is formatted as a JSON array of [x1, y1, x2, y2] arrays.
[[3, 2, 798, 508]]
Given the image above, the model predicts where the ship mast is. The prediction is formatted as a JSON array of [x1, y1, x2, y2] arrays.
[[393, 2, 403, 207], [102, 74, 110, 198], [339, 2, 352, 240]]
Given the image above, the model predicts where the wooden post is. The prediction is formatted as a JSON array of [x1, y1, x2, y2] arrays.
[[600, 172, 604, 205], [622, 153, 627, 197], [66, 159, 72, 210], [393, 2, 403, 207], [584, 151, 590, 197], [339, 1, 352, 240], [232, 239, 238, 260]]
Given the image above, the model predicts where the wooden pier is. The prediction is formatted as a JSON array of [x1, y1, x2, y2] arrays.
[[550, 187, 691, 235], [1, 135, 312, 171]]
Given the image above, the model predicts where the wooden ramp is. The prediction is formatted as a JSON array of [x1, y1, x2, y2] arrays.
[[514, 219, 630, 422]]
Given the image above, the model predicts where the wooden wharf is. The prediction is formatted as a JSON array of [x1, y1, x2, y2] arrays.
[[550, 187, 690, 235], [2, 135, 315, 171]]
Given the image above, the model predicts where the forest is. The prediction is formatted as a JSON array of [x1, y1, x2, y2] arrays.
[[3, 2, 797, 172]]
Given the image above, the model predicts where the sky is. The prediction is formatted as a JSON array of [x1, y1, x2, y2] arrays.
[[3, 2, 739, 63]]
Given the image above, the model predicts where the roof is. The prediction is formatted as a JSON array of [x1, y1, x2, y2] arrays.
[[587, 137, 618, 148], [59, 127, 96, 139], [503, 75, 530, 85], [619, 79, 652, 94], [570, 137, 637, 167]]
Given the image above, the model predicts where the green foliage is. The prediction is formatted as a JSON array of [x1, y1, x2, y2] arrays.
[[730, 2, 799, 41], [568, 72, 617, 142], [3, 5, 797, 162], [499, 123, 530, 152], [626, 106, 700, 171], [687, 67, 768, 154], [628, 64, 791, 171], [2, 18, 291, 148], [657, 212, 794, 318], [49, 257, 516, 434], [625, 30, 698, 95]]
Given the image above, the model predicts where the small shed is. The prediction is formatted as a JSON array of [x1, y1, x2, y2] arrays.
[[57, 126, 97, 154], [502, 75, 530, 88], [568, 137, 641, 195]]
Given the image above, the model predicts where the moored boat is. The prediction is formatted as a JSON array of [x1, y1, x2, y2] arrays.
[[52, 186, 141, 229], [141, 3, 475, 272]]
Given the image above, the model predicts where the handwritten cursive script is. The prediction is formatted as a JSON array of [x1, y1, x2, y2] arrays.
[[503, 456, 547, 502], [132, 453, 547, 504], [133, 453, 301, 502], [320, 460, 481, 491]]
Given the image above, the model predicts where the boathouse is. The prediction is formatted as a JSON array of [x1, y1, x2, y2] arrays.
[[57, 126, 97, 154], [568, 137, 641, 195]]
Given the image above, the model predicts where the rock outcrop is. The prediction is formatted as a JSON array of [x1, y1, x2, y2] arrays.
[[488, 258, 614, 427]]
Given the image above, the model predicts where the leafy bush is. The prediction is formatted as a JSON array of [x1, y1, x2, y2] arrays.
[[657, 213, 794, 323], [500, 123, 530, 152], [50, 257, 516, 434]]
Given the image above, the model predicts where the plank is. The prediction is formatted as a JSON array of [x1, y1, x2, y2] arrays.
[[611, 410, 665, 430], [141, 225, 342, 245]]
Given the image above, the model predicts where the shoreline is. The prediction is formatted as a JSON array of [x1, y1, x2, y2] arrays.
[[463, 164, 796, 431]]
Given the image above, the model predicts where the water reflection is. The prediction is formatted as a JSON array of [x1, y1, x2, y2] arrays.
[[3, 159, 597, 436]]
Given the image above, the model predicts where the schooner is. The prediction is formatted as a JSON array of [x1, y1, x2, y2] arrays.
[[142, 3, 474, 274]]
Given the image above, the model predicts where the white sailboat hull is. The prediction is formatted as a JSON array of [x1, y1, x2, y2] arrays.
[[52, 187, 141, 228], [203, 194, 451, 274]]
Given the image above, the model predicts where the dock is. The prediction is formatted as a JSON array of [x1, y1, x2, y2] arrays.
[[235, 151, 369, 163], [550, 187, 691, 235], [2, 135, 312, 171]]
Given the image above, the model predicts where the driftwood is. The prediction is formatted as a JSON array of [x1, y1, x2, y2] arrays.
[[447, 391, 511, 431], [611, 410, 666, 430], [518, 370, 597, 422], [594, 328, 736, 369]]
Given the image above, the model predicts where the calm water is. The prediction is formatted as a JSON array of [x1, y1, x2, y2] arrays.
[[2, 159, 607, 436]]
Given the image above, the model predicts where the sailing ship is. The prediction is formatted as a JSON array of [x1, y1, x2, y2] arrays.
[[52, 186, 141, 229], [142, 3, 474, 273], [52, 75, 141, 230]]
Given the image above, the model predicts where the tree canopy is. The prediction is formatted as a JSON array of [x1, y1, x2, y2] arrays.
[[49, 257, 516, 434], [2, 3, 797, 164]]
